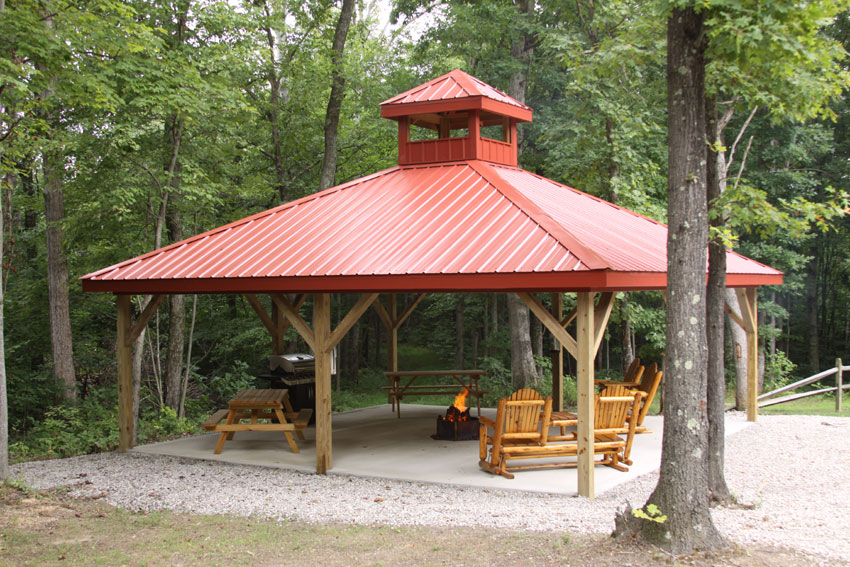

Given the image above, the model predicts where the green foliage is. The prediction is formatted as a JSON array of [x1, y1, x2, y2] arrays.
[[137, 406, 197, 445], [763, 350, 797, 390], [10, 388, 119, 460], [202, 361, 256, 406]]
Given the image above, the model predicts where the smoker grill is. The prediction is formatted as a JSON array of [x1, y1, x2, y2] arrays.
[[257, 354, 316, 422]]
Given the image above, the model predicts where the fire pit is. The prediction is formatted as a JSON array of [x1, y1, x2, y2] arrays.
[[432, 390, 479, 441]]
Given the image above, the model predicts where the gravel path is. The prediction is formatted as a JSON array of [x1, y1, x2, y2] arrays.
[[11, 413, 850, 565]]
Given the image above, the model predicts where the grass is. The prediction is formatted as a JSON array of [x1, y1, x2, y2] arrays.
[[759, 394, 850, 417], [0, 484, 826, 567]]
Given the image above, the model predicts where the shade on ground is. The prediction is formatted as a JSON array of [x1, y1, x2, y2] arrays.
[[133, 404, 750, 496]]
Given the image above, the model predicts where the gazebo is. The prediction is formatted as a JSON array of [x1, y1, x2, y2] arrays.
[[82, 69, 781, 497]]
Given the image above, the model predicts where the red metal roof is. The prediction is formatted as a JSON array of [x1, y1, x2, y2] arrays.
[[82, 161, 782, 294], [381, 69, 533, 122]]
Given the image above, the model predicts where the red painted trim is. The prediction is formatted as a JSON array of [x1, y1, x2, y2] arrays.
[[381, 97, 531, 122], [81, 270, 782, 295]]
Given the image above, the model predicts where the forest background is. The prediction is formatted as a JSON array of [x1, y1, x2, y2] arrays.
[[1, 0, 849, 462]]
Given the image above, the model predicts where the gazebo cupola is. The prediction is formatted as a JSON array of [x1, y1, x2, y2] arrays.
[[380, 69, 532, 167]]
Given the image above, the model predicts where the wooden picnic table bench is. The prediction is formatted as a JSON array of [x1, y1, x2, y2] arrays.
[[381, 370, 488, 418], [203, 389, 312, 454]]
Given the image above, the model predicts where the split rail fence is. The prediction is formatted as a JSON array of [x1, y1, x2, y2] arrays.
[[758, 358, 849, 412]]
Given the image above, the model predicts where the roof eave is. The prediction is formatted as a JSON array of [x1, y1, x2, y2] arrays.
[[380, 97, 532, 122], [80, 270, 783, 295]]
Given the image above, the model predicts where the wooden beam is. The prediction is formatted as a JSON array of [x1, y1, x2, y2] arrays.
[[515, 292, 578, 358], [737, 288, 759, 422], [561, 306, 577, 328], [372, 296, 392, 329], [126, 294, 166, 347], [313, 293, 333, 474], [551, 292, 564, 412], [387, 295, 398, 373], [723, 302, 747, 331], [327, 293, 379, 350], [116, 295, 134, 452], [576, 292, 595, 498], [395, 293, 426, 329], [271, 300, 285, 355], [244, 294, 276, 337], [735, 288, 757, 333], [271, 294, 316, 352], [592, 292, 616, 354]]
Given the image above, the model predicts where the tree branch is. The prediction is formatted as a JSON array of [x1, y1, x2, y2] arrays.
[[728, 105, 758, 171]]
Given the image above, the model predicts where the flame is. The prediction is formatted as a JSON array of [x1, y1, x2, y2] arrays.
[[452, 389, 469, 414]]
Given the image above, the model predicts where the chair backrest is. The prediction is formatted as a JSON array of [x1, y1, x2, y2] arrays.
[[635, 363, 663, 425], [495, 388, 552, 444], [623, 357, 642, 383], [595, 384, 640, 429]]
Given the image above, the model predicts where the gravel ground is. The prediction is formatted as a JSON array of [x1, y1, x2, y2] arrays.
[[11, 413, 850, 565]]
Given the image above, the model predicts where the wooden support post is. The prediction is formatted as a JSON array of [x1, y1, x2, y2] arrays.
[[116, 294, 134, 452], [736, 288, 759, 422], [388, 294, 398, 373], [271, 300, 285, 355], [551, 292, 564, 412], [837, 358, 844, 413], [373, 293, 425, 402], [576, 292, 595, 498], [314, 293, 333, 474]]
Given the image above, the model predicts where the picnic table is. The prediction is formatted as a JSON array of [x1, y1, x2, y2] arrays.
[[203, 389, 312, 454], [381, 370, 488, 418]]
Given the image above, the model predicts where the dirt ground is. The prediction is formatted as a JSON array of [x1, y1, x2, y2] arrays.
[[0, 485, 829, 567]]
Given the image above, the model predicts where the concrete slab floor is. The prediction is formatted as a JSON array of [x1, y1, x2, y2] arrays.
[[133, 404, 750, 496]]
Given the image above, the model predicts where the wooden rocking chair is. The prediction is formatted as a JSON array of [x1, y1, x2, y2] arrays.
[[478, 388, 553, 479], [546, 385, 646, 472], [630, 362, 663, 433]]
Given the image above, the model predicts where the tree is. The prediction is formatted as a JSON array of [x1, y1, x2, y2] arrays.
[[702, 0, 850, 500], [318, 0, 356, 191], [615, 4, 724, 552]]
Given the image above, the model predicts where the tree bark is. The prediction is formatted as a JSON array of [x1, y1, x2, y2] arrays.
[[705, 93, 731, 504], [531, 315, 543, 377], [805, 248, 820, 370], [455, 295, 465, 369], [506, 0, 538, 388], [39, 10, 76, 400], [0, 168, 8, 480], [616, 7, 723, 552], [163, 115, 185, 410], [43, 147, 76, 401], [318, 0, 356, 191], [508, 293, 538, 388], [726, 289, 749, 409]]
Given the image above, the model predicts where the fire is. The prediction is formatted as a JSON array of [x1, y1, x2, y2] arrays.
[[452, 389, 469, 414]]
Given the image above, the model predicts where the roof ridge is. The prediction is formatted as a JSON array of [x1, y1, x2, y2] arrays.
[[468, 161, 610, 271], [449, 69, 478, 97], [82, 166, 402, 280]]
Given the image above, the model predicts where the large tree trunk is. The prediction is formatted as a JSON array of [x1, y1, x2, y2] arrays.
[[506, 0, 538, 388], [43, 148, 76, 401], [455, 295, 465, 369], [508, 293, 538, 388], [726, 289, 749, 409], [1, 167, 9, 480], [260, 0, 288, 202], [705, 94, 731, 504], [38, 11, 76, 401], [805, 249, 820, 370], [318, 0, 356, 191], [616, 7, 723, 552], [163, 115, 185, 410]]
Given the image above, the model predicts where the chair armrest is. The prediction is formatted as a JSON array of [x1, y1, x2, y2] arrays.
[[479, 416, 496, 428]]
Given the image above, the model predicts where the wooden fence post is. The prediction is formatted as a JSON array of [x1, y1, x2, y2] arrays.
[[837, 358, 843, 413]]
